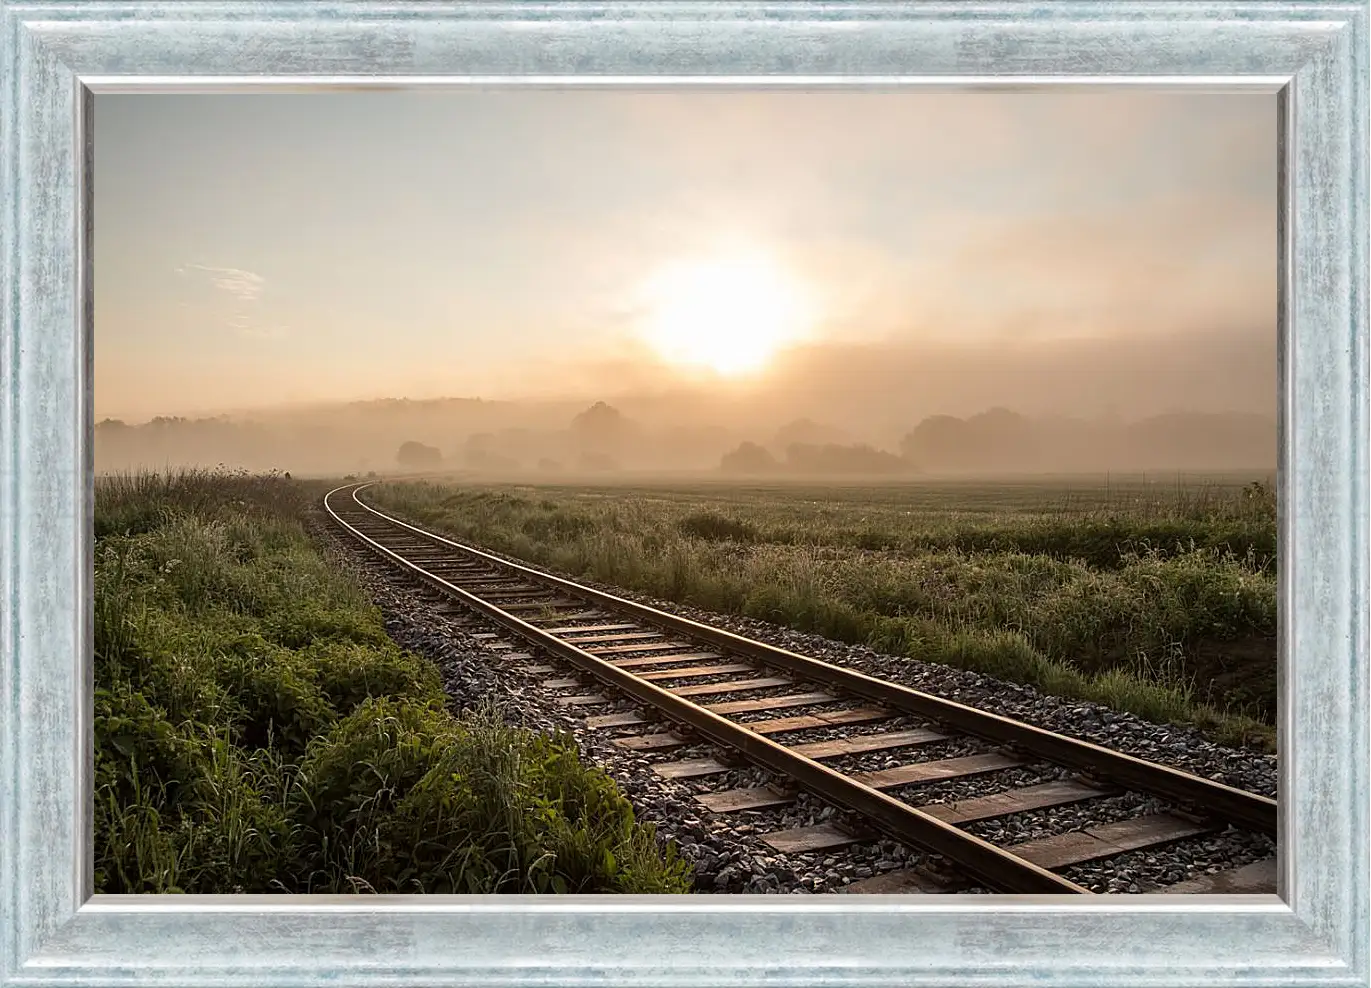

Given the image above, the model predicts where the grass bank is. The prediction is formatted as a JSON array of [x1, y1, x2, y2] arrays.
[[95, 469, 691, 893], [367, 477, 1277, 752]]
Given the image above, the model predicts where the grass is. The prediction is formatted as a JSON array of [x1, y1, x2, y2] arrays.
[[94, 469, 692, 894], [365, 475, 1278, 751]]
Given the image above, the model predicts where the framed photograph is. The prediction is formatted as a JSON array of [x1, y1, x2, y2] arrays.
[[2, 1, 1366, 986]]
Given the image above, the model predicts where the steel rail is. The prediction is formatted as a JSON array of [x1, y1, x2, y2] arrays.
[[339, 482, 1277, 838], [324, 484, 1091, 894]]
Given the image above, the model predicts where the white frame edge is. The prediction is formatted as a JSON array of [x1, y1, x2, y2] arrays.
[[1, 3, 1366, 986]]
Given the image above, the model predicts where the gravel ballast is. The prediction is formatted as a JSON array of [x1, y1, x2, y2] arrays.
[[311, 512, 1278, 895]]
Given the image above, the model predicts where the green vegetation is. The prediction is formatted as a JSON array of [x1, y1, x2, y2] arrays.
[[94, 470, 691, 894], [368, 475, 1278, 751]]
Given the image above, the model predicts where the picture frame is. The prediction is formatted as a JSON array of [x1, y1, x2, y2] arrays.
[[2, 2, 1366, 985]]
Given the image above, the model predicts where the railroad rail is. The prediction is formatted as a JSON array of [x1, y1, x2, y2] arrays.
[[324, 482, 1278, 896]]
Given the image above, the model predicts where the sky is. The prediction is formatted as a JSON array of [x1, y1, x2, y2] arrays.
[[94, 91, 1276, 422]]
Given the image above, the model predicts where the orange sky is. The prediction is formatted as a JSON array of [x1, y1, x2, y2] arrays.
[[95, 91, 1275, 421]]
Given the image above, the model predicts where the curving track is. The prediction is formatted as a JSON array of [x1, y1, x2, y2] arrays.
[[324, 482, 1278, 896]]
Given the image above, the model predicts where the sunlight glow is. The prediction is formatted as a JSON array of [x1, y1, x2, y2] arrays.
[[638, 253, 811, 376]]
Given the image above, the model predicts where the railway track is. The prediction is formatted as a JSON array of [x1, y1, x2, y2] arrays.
[[324, 482, 1279, 896]]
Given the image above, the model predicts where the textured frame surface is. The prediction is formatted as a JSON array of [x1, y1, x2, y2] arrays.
[[1, 3, 1367, 986]]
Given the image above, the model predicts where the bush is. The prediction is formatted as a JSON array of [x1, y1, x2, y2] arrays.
[[216, 645, 337, 756], [290, 699, 692, 893], [308, 641, 445, 715]]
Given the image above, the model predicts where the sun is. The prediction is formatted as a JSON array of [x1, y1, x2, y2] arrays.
[[638, 253, 810, 376]]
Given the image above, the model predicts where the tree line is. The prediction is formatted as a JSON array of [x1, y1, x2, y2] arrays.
[[719, 407, 1275, 477]]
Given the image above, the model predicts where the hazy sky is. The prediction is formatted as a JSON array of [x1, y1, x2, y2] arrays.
[[95, 91, 1275, 421]]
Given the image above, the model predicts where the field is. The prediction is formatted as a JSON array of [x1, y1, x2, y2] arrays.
[[93, 470, 691, 894], [366, 474, 1278, 751]]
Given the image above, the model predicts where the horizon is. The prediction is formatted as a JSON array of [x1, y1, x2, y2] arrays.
[[97, 393, 1280, 430]]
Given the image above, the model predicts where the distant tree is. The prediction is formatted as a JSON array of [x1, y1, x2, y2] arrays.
[[570, 402, 630, 452], [785, 443, 906, 475], [396, 441, 442, 470], [571, 400, 623, 430], [964, 407, 1035, 463], [719, 441, 778, 474], [771, 418, 848, 452], [901, 408, 1038, 472], [900, 415, 971, 468]]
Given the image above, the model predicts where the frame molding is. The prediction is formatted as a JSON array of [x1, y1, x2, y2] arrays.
[[1, 3, 1366, 986]]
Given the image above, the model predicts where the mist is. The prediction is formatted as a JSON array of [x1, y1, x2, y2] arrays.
[[95, 325, 1275, 478]]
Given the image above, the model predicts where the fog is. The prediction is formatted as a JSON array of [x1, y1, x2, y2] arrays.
[[95, 326, 1275, 478]]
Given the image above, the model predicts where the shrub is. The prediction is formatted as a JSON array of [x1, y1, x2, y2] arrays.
[[308, 640, 445, 715], [216, 645, 337, 756], [290, 699, 692, 893], [677, 511, 760, 543]]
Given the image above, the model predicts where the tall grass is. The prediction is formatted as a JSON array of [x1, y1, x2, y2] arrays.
[[94, 469, 691, 894], [368, 478, 1277, 751]]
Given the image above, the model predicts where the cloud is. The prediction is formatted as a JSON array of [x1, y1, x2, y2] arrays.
[[176, 264, 266, 301], [174, 268, 282, 339], [226, 311, 286, 340]]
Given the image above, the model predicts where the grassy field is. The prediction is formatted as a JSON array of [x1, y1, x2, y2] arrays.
[[366, 474, 1278, 751], [94, 470, 691, 893]]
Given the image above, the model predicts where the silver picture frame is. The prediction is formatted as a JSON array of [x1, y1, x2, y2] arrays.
[[1, 3, 1366, 985]]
